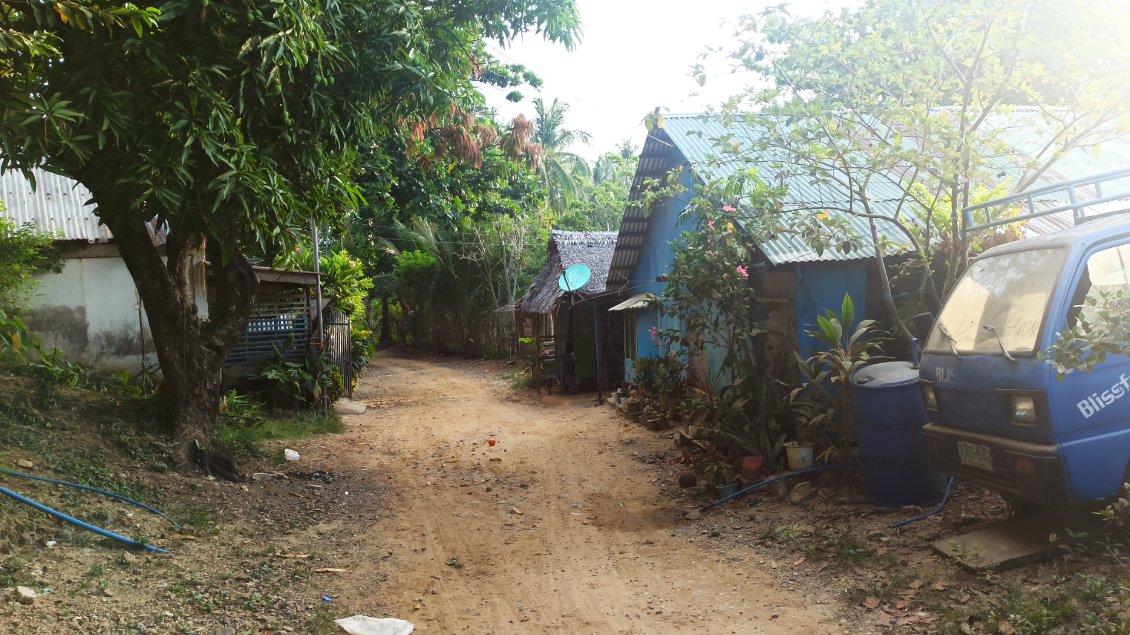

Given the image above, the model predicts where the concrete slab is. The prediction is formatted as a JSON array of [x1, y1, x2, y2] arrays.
[[933, 507, 1106, 571]]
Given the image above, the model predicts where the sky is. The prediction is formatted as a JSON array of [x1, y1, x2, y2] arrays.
[[482, 0, 861, 162]]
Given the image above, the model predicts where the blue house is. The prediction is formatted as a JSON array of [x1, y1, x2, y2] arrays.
[[607, 114, 912, 389]]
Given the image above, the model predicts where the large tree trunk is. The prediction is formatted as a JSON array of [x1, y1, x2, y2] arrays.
[[100, 208, 257, 477]]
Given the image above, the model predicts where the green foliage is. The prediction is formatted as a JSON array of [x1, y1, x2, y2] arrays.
[[791, 294, 888, 451], [0, 0, 579, 444], [217, 410, 344, 463], [555, 151, 637, 231], [0, 213, 62, 315], [1042, 289, 1130, 377], [697, 0, 1130, 339], [217, 390, 267, 430], [258, 348, 343, 409], [278, 248, 373, 320], [530, 98, 592, 215], [658, 198, 789, 468]]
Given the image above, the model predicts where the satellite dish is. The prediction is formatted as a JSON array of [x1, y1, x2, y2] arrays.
[[558, 264, 592, 292]]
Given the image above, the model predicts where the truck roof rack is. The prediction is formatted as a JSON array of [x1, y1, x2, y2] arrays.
[[964, 168, 1130, 236]]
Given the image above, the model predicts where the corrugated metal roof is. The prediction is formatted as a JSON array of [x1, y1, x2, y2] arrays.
[[658, 115, 912, 266], [609, 113, 1130, 281], [0, 167, 109, 243], [608, 293, 657, 312], [517, 230, 619, 314]]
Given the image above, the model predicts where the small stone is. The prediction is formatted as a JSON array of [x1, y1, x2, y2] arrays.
[[789, 481, 816, 504], [208, 628, 237, 635], [332, 398, 367, 415], [683, 510, 701, 520], [16, 459, 33, 469], [252, 472, 279, 481], [15, 586, 36, 605], [121, 552, 138, 564]]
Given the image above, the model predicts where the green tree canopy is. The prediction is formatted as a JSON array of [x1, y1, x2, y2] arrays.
[[0, 0, 579, 470], [698, 0, 1130, 342]]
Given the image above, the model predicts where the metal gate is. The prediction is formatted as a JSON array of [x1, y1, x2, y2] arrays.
[[324, 310, 353, 398]]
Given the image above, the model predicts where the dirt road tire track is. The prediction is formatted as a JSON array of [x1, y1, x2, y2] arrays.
[[319, 354, 837, 633]]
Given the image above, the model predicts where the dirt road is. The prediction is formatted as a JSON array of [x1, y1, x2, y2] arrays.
[[316, 354, 838, 634]]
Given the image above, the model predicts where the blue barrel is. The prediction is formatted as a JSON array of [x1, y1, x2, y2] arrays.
[[851, 361, 945, 507]]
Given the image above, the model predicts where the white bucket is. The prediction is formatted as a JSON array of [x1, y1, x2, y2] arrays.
[[784, 442, 814, 471]]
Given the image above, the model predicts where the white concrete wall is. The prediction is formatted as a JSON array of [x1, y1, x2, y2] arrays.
[[24, 246, 208, 376]]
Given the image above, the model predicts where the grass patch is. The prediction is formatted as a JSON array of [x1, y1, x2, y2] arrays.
[[218, 412, 344, 463]]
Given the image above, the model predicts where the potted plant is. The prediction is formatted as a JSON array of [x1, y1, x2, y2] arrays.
[[700, 455, 739, 498]]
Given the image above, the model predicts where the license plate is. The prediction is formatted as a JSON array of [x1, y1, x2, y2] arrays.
[[956, 441, 994, 471]]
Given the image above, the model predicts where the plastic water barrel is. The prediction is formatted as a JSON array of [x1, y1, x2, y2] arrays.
[[850, 361, 945, 507]]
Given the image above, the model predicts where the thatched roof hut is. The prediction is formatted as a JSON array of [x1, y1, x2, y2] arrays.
[[518, 230, 618, 314]]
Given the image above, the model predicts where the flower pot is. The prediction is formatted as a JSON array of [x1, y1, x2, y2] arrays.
[[740, 455, 764, 481], [784, 442, 814, 471]]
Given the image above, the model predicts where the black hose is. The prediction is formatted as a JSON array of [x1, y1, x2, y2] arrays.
[[889, 476, 956, 529]]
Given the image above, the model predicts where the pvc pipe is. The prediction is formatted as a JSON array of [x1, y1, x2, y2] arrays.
[[0, 468, 180, 529], [698, 464, 849, 512], [0, 484, 168, 554], [889, 476, 956, 529]]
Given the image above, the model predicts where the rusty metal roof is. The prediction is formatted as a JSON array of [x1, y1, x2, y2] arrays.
[[0, 167, 110, 242]]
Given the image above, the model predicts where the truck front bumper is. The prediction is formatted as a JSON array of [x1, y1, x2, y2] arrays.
[[922, 423, 1068, 506]]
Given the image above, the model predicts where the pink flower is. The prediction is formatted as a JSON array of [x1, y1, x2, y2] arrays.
[[722, 205, 737, 213], [736, 265, 749, 279], [707, 220, 715, 230]]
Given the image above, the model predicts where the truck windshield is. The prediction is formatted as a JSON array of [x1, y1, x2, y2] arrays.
[[926, 248, 1067, 356]]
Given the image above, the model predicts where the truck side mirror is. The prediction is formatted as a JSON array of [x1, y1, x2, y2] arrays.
[[913, 312, 935, 343]]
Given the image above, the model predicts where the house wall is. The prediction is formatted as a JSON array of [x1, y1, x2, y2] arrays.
[[23, 244, 208, 375], [624, 168, 696, 383], [794, 262, 869, 360]]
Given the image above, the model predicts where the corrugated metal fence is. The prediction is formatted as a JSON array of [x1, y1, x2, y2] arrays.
[[226, 293, 309, 367]]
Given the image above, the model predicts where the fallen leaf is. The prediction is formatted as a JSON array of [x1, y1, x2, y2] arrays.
[[792, 556, 806, 566], [510, 506, 523, 515], [863, 597, 881, 609], [932, 582, 946, 591], [909, 579, 924, 589], [314, 568, 348, 573], [895, 600, 908, 610], [999, 620, 1014, 634], [170, 533, 198, 541], [280, 553, 309, 559]]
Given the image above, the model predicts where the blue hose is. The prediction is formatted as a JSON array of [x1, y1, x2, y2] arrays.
[[698, 464, 850, 512], [0, 468, 180, 529], [889, 476, 956, 529], [0, 484, 169, 554]]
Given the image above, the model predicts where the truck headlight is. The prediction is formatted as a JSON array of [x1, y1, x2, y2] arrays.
[[922, 384, 939, 411], [1010, 395, 1037, 425]]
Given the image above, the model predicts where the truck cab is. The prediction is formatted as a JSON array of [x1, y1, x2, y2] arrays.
[[921, 171, 1130, 506]]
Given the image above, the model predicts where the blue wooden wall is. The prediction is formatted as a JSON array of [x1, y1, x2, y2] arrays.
[[794, 263, 868, 361], [624, 169, 695, 382]]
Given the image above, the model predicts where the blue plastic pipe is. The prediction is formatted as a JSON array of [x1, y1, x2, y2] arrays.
[[0, 484, 169, 554], [698, 464, 850, 512], [0, 468, 181, 529]]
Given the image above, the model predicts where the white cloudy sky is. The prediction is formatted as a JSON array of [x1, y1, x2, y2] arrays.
[[481, 0, 862, 161]]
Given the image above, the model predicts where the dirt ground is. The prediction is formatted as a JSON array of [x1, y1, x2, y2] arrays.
[[6, 351, 1095, 634]]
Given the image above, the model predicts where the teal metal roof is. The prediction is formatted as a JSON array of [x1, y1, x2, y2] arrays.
[[608, 112, 1130, 284], [659, 114, 913, 265]]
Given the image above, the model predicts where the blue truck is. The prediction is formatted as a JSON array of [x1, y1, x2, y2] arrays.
[[920, 169, 1130, 506]]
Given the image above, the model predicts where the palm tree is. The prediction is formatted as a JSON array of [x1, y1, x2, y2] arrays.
[[531, 97, 592, 214]]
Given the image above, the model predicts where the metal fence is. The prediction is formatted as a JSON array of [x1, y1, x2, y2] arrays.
[[324, 310, 353, 398], [226, 293, 309, 367]]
